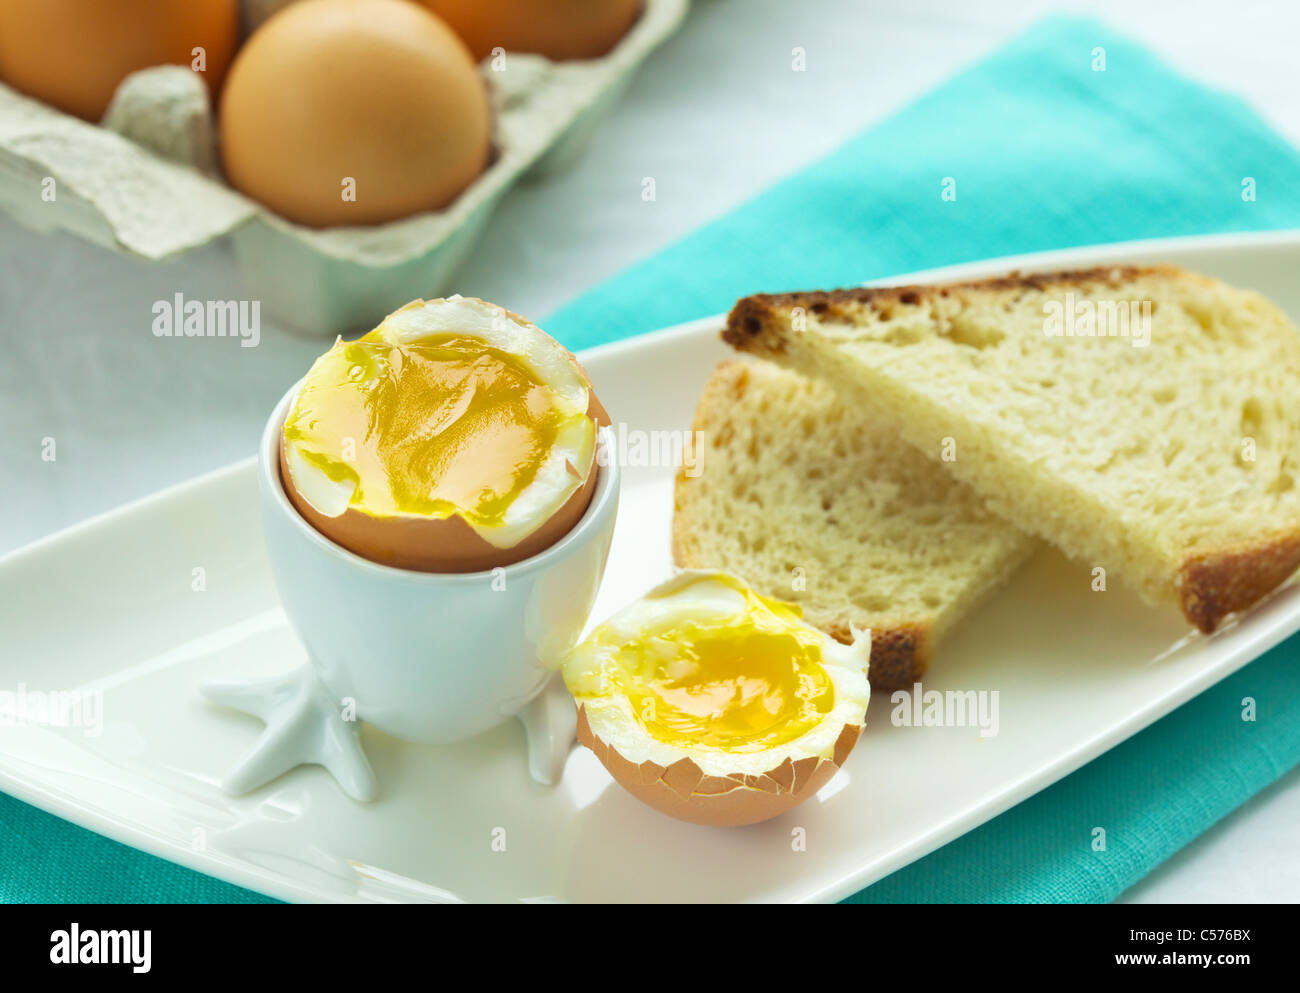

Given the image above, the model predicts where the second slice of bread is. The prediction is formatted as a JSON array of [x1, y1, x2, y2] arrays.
[[724, 266, 1300, 632], [673, 358, 1035, 691]]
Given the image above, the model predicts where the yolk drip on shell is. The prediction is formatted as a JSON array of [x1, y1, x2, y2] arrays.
[[284, 332, 564, 525], [614, 598, 835, 753]]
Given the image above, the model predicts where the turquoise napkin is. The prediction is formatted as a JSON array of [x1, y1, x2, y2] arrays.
[[4, 14, 1300, 903]]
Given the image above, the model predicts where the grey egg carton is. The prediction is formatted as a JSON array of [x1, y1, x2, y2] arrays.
[[0, 0, 688, 334]]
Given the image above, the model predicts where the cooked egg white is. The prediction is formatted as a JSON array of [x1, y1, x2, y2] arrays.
[[564, 571, 870, 825]]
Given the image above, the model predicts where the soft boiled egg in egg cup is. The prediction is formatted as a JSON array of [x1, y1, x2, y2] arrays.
[[202, 296, 619, 801], [563, 572, 871, 827]]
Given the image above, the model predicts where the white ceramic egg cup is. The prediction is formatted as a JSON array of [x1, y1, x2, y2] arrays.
[[201, 384, 620, 801]]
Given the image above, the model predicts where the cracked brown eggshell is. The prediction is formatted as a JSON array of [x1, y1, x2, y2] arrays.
[[577, 705, 863, 827]]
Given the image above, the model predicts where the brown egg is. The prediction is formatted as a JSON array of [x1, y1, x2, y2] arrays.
[[0, 0, 238, 121], [563, 573, 872, 827], [219, 0, 491, 228], [417, 0, 642, 61], [280, 296, 611, 573]]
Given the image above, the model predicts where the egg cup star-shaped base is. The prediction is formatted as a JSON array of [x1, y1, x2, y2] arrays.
[[202, 665, 577, 801], [201, 663, 378, 802], [518, 673, 579, 786]]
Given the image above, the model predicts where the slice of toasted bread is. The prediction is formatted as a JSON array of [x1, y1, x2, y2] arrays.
[[672, 358, 1035, 691], [723, 266, 1300, 632]]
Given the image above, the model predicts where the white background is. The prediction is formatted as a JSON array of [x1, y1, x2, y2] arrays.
[[1, 0, 1297, 902]]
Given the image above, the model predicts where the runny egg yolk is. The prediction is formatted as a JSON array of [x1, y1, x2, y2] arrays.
[[284, 332, 564, 525], [614, 608, 835, 753]]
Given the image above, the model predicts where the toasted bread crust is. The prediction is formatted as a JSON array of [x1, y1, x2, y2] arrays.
[[828, 621, 929, 693], [1179, 532, 1300, 632], [722, 265, 1177, 352], [723, 267, 1300, 634]]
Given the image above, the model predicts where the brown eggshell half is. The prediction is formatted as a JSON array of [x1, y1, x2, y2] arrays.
[[279, 334, 611, 574], [576, 705, 863, 827]]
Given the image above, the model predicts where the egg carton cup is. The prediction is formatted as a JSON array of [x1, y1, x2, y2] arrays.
[[0, 0, 688, 335]]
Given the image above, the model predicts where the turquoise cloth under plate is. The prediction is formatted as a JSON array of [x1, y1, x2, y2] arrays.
[[4, 14, 1299, 903]]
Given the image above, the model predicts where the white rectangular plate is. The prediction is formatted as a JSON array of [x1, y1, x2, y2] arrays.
[[3, 231, 1299, 903]]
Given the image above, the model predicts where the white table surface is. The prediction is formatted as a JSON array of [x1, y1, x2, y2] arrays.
[[1, 0, 1296, 903]]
